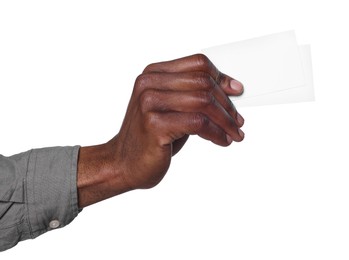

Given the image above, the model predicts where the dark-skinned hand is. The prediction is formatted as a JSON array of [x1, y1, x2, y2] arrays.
[[77, 54, 245, 208]]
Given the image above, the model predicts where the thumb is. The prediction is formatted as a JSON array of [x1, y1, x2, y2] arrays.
[[219, 73, 244, 96]]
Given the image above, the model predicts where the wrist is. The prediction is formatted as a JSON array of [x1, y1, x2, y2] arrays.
[[77, 141, 133, 208]]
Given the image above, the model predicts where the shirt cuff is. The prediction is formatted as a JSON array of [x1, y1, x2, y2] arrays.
[[26, 146, 81, 238]]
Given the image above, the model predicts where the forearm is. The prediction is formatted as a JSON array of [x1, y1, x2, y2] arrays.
[[77, 139, 132, 208]]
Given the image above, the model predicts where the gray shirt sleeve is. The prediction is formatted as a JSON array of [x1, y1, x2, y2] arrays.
[[0, 146, 81, 251]]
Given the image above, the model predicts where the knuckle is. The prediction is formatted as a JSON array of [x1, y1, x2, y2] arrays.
[[139, 89, 158, 113], [215, 71, 223, 84], [134, 73, 157, 94], [194, 53, 212, 71], [143, 63, 156, 73], [197, 91, 215, 108], [134, 74, 149, 92], [191, 113, 209, 132], [143, 111, 158, 129], [195, 71, 214, 90]]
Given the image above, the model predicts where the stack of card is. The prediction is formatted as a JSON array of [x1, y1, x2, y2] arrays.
[[202, 31, 314, 107]]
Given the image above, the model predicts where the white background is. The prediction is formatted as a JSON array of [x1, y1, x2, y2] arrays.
[[1, 1, 348, 259]]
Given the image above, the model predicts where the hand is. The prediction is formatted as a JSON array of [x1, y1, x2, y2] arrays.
[[77, 54, 245, 207]]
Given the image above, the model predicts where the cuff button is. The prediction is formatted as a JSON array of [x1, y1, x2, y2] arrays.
[[49, 220, 60, 229]]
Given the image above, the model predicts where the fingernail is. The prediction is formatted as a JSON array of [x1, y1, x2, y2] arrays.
[[226, 134, 233, 144], [237, 113, 244, 126], [238, 128, 245, 139], [230, 79, 244, 94]]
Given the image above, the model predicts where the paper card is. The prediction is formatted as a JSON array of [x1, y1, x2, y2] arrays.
[[202, 31, 314, 106], [233, 45, 314, 107]]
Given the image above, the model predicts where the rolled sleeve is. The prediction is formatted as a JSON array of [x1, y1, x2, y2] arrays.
[[0, 146, 81, 251]]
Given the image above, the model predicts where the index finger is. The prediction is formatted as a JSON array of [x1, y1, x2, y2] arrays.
[[143, 54, 244, 96]]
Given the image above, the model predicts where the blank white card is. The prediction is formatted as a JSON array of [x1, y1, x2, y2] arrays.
[[202, 31, 314, 107]]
